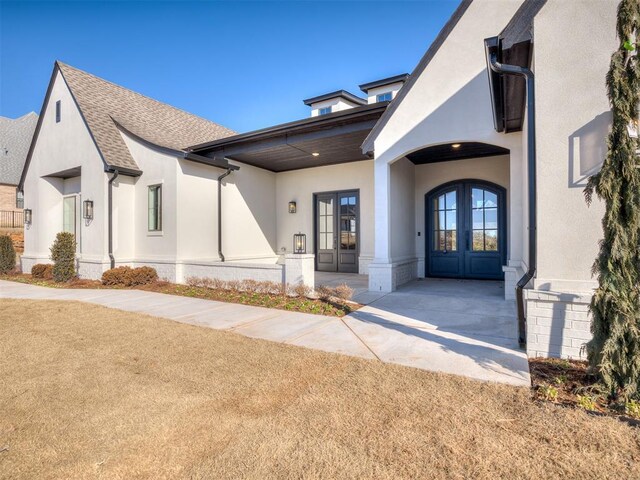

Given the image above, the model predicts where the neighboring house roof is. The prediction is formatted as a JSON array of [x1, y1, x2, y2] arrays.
[[359, 74, 410, 93], [302, 90, 367, 107], [0, 112, 38, 186], [55, 62, 235, 173]]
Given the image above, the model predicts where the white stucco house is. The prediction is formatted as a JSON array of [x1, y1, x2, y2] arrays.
[[20, 0, 617, 359]]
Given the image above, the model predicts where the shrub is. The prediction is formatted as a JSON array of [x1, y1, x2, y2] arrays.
[[537, 384, 559, 402], [625, 399, 640, 419], [334, 283, 354, 301], [291, 282, 311, 298], [577, 394, 597, 411], [102, 266, 158, 287], [31, 263, 53, 280], [128, 266, 158, 286], [0, 235, 16, 274], [315, 285, 333, 301], [49, 232, 76, 282], [102, 266, 131, 286]]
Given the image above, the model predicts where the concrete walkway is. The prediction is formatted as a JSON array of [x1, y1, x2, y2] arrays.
[[0, 278, 530, 386]]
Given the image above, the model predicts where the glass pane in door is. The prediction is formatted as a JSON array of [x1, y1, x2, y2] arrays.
[[318, 197, 333, 250], [63, 196, 76, 237], [471, 188, 499, 251], [432, 190, 457, 251], [340, 195, 357, 250]]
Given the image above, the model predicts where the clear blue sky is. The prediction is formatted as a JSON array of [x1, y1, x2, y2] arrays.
[[0, 1, 460, 133]]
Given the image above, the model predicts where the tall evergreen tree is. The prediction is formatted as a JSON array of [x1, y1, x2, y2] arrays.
[[585, 0, 640, 400]]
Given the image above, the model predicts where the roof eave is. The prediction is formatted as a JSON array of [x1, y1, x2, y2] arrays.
[[190, 102, 389, 153]]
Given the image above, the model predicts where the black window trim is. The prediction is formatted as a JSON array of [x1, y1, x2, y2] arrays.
[[148, 184, 162, 232]]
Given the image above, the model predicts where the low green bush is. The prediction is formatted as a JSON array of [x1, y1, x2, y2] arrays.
[[0, 235, 16, 274], [50, 232, 76, 282], [31, 263, 53, 280], [102, 266, 158, 287]]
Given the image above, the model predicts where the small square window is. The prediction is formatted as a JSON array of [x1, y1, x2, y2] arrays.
[[55, 100, 61, 123], [376, 92, 392, 102], [148, 184, 162, 231], [318, 106, 332, 116]]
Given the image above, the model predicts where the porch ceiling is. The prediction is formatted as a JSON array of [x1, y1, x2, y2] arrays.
[[44, 166, 82, 179], [406, 142, 509, 165], [189, 103, 387, 172]]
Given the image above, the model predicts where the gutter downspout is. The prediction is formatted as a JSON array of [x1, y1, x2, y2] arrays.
[[107, 169, 119, 269], [488, 48, 536, 349], [217, 168, 234, 262]]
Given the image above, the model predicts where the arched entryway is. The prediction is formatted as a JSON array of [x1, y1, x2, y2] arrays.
[[425, 179, 506, 280]]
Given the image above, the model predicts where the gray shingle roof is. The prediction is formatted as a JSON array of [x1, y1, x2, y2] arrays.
[[0, 112, 38, 185], [57, 62, 235, 172]]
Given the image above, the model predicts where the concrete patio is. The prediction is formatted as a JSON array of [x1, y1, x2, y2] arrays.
[[0, 277, 530, 386]]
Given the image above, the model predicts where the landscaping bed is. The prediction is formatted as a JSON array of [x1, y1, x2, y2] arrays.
[[530, 357, 640, 423], [0, 272, 358, 317]]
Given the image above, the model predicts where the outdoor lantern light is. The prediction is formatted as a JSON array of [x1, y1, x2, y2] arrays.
[[83, 200, 94, 220], [288, 201, 297, 214], [293, 232, 306, 254], [24, 208, 32, 225]]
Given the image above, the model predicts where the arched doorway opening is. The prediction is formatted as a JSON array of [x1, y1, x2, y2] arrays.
[[425, 179, 506, 279]]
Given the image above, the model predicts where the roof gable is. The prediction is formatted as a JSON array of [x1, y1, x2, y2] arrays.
[[56, 62, 235, 173], [361, 0, 473, 154]]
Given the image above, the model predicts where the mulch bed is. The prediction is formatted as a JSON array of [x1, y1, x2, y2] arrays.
[[0, 273, 358, 317], [530, 357, 640, 425]]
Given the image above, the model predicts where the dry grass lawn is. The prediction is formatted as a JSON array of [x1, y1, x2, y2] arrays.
[[1, 299, 639, 479]]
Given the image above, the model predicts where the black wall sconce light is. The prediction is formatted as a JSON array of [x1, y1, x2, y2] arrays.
[[288, 201, 297, 214], [293, 232, 306, 254], [83, 200, 94, 220], [24, 208, 32, 225]]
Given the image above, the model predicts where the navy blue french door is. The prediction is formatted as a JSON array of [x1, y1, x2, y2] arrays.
[[426, 180, 506, 280]]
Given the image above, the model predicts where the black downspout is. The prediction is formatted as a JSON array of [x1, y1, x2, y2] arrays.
[[217, 168, 233, 262], [108, 170, 119, 269], [488, 50, 536, 349]]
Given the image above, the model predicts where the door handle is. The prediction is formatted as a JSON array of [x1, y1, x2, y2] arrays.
[[466, 231, 470, 250]]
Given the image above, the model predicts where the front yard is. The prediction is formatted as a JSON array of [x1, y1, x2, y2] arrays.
[[1, 299, 639, 479]]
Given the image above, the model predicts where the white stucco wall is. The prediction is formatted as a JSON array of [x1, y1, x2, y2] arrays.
[[389, 157, 415, 261], [309, 97, 362, 117], [22, 69, 108, 274], [532, 0, 616, 294], [222, 160, 277, 262], [275, 160, 374, 273], [365, 82, 404, 104]]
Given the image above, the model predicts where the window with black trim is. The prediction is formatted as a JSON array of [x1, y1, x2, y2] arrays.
[[148, 184, 162, 231], [55, 100, 61, 123]]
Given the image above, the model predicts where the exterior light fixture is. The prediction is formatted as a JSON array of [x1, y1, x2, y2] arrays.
[[452, 143, 461, 149], [24, 208, 32, 225], [293, 232, 306, 254], [312, 152, 320, 157], [83, 200, 94, 220], [288, 201, 297, 214]]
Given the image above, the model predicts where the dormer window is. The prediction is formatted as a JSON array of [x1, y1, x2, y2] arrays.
[[376, 92, 392, 102], [318, 106, 332, 116]]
